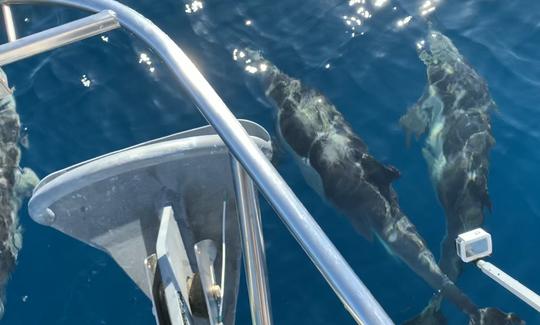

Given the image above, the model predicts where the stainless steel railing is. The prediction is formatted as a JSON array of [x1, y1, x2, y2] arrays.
[[1, 4, 15, 41], [0, 1, 394, 324], [231, 159, 273, 325], [0, 10, 119, 65]]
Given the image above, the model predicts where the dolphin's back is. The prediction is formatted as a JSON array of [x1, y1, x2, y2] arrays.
[[422, 36, 496, 236], [309, 132, 395, 223], [266, 68, 405, 238], [269, 74, 349, 159]]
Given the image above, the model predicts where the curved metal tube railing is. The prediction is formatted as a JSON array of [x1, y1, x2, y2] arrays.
[[0, 0, 394, 323]]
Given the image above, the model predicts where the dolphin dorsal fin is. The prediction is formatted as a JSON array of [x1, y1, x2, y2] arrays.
[[361, 154, 400, 188], [467, 176, 493, 213]]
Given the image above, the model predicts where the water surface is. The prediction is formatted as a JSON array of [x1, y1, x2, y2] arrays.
[[2, 0, 540, 324]]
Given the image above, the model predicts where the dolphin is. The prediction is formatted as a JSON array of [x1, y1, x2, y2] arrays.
[[399, 29, 500, 323], [235, 48, 522, 324], [0, 68, 39, 318]]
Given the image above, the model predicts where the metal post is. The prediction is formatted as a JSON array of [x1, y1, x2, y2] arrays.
[[2, 0, 394, 323], [231, 158, 272, 325], [1, 4, 16, 41], [0, 9, 119, 65]]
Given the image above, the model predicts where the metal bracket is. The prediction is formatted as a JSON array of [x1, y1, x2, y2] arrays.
[[194, 239, 223, 325]]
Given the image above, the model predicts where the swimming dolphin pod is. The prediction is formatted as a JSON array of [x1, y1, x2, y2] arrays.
[[399, 29, 511, 324], [0, 68, 39, 318], [235, 48, 522, 325]]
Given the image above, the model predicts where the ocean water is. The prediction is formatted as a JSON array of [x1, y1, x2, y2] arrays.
[[1, 0, 540, 324]]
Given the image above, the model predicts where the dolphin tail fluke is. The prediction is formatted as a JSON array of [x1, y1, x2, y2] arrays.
[[470, 308, 524, 325], [403, 303, 447, 325]]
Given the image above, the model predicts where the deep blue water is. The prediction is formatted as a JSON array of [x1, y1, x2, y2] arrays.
[[1, 0, 540, 324]]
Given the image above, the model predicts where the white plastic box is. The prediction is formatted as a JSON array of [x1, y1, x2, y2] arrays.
[[456, 228, 492, 262]]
